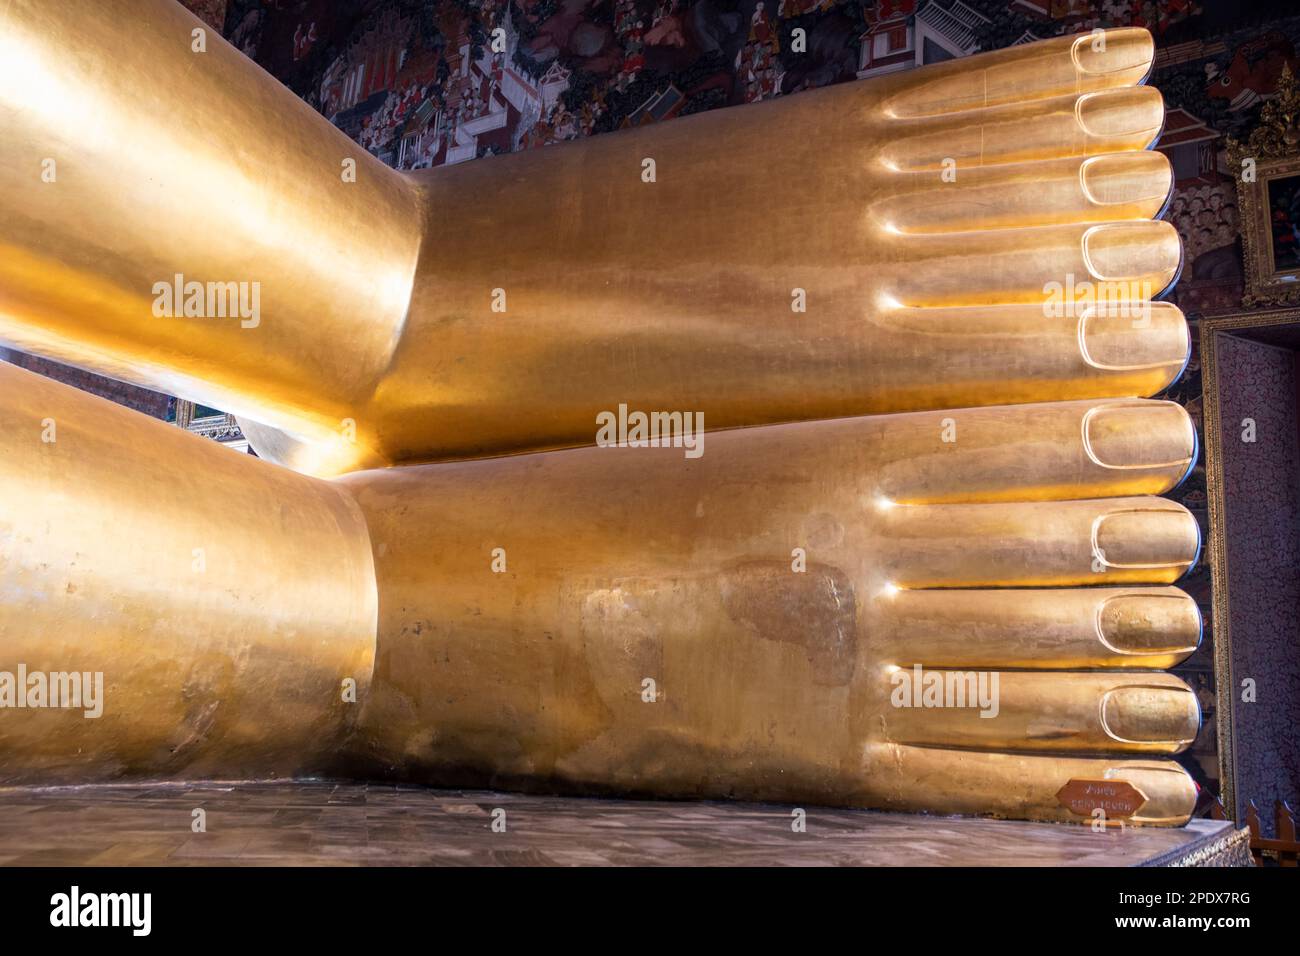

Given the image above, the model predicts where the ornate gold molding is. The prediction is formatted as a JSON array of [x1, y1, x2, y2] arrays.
[[1226, 67, 1300, 308], [1198, 306, 1300, 822]]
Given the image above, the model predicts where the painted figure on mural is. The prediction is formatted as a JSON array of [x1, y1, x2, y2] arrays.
[[1205, 32, 1297, 113], [292, 19, 316, 60]]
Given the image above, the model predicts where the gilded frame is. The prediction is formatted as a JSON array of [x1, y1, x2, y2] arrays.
[[1226, 65, 1300, 309], [1235, 155, 1300, 308]]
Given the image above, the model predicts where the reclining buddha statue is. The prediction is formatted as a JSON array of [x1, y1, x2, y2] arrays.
[[0, 1, 1201, 825]]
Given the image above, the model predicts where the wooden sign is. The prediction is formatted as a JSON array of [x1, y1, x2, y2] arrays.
[[1056, 779, 1148, 819]]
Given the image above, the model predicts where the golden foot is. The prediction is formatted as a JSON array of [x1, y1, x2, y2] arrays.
[[0, 5, 1200, 828], [0, 5, 1180, 475], [0, 361, 1199, 825], [339, 394, 1201, 824]]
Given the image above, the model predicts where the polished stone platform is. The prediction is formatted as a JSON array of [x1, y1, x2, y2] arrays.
[[0, 782, 1248, 866]]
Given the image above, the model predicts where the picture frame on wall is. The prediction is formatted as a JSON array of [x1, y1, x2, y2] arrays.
[[1236, 155, 1300, 307], [1229, 66, 1300, 308]]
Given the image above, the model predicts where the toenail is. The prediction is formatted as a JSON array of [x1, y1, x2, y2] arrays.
[[1099, 683, 1200, 745], [1081, 401, 1194, 471], [1090, 507, 1199, 570], [1075, 87, 1164, 138], [1077, 302, 1189, 372], [1070, 28, 1155, 77], [1079, 152, 1172, 206], [1080, 221, 1181, 281], [1096, 592, 1202, 656]]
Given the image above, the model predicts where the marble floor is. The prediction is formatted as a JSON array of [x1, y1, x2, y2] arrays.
[[0, 782, 1241, 866]]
